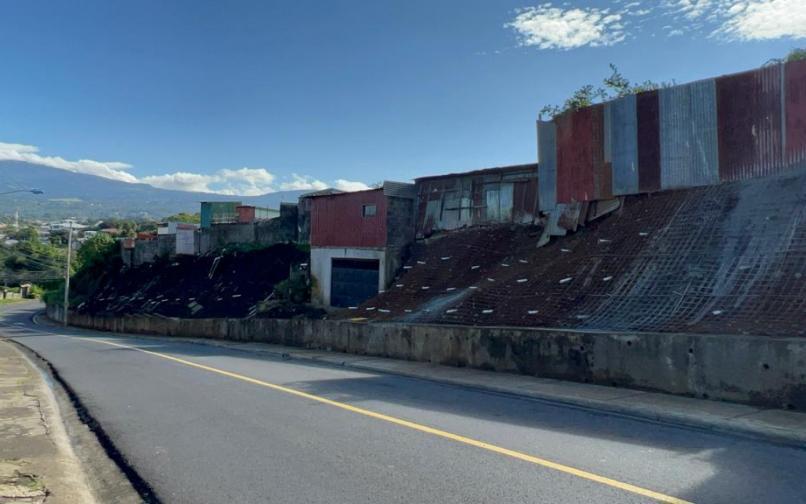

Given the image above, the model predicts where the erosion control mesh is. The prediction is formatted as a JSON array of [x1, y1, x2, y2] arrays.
[[76, 244, 308, 318], [344, 168, 806, 337]]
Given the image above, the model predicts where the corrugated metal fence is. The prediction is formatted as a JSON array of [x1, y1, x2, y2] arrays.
[[538, 58, 806, 210]]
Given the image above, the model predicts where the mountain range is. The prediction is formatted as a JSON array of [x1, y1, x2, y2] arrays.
[[0, 161, 307, 220]]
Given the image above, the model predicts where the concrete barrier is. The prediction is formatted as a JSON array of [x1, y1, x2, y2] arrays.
[[46, 304, 806, 410]]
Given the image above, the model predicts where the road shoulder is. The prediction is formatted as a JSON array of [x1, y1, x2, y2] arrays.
[[0, 339, 142, 504]]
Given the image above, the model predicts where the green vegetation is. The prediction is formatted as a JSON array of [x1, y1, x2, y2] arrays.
[[76, 233, 117, 271], [540, 64, 673, 119], [65, 233, 122, 308], [164, 212, 201, 224], [1, 227, 65, 283], [0, 297, 26, 305], [787, 48, 806, 62]]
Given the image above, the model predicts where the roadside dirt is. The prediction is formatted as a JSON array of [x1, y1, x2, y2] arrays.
[[0, 340, 96, 503]]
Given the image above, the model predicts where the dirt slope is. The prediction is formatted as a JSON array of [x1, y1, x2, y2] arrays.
[[345, 167, 806, 337], [75, 244, 307, 318]]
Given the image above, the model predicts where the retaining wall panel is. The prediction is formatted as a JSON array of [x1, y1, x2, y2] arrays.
[[537, 121, 558, 211], [556, 108, 596, 204], [637, 90, 661, 192], [786, 59, 806, 165], [607, 95, 639, 195], [660, 79, 720, 189], [717, 65, 784, 182]]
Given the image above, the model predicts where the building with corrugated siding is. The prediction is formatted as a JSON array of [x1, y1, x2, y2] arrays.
[[414, 163, 539, 237], [309, 182, 416, 308]]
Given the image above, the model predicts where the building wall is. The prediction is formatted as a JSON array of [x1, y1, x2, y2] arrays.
[[297, 197, 312, 244], [129, 235, 176, 266], [310, 189, 388, 248], [197, 205, 297, 254], [310, 247, 388, 306], [176, 228, 195, 255], [415, 164, 539, 236]]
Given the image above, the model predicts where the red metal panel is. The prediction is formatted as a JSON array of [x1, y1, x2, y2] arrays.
[[717, 65, 784, 182], [556, 108, 596, 203], [236, 205, 256, 223], [590, 105, 610, 200], [786, 59, 806, 165], [637, 90, 661, 193], [310, 189, 387, 247]]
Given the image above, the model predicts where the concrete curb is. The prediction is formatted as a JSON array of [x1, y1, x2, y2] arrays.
[[34, 312, 806, 449]]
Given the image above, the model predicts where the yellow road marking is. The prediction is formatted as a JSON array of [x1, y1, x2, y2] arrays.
[[67, 335, 692, 504]]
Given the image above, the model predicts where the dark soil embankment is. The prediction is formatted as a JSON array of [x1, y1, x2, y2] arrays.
[[344, 168, 806, 337], [74, 244, 312, 318]]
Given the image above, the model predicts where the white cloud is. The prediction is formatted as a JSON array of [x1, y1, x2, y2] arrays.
[[507, 5, 626, 50], [509, 1, 806, 46], [0, 141, 136, 183], [673, 0, 717, 19], [662, 0, 806, 40], [278, 173, 328, 191], [716, 0, 806, 40], [334, 179, 371, 192], [1, 141, 369, 195]]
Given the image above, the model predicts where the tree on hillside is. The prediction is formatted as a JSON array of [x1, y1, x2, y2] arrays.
[[164, 212, 201, 224], [76, 233, 118, 272]]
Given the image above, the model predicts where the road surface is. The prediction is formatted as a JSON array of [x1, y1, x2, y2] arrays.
[[2, 302, 805, 503]]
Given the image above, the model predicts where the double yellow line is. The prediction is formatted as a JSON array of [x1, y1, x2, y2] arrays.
[[67, 335, 692, 504]]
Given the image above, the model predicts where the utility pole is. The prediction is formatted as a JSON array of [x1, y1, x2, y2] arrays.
[[63, 222, 73, 327]]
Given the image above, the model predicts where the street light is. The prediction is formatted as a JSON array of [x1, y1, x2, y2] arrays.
[[0, 189, 44, 196]]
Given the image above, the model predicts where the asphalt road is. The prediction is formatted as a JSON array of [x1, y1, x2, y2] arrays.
[[2, 302, 805, 504]]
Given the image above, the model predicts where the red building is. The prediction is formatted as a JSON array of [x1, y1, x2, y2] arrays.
[[309, 182, 415, 307]]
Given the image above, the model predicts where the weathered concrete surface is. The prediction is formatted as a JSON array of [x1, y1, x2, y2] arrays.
[[42, 323, 804, 446], [49, 304, 806, 410], [0, 340, 96, 504]]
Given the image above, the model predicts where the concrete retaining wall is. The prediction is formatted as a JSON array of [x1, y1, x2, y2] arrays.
[[47, 303, 806, 410]]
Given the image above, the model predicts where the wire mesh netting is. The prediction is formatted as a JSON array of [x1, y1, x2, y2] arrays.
[[343, 167, 806, 337]]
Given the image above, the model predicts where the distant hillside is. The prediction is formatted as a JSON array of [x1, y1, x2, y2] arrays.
[[0, 161, 307, 220]]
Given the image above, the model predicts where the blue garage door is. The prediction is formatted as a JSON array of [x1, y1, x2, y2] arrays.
[[330, 258, 380, 308]]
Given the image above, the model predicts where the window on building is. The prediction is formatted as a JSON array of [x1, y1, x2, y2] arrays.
[[362, 204, 377, 217]]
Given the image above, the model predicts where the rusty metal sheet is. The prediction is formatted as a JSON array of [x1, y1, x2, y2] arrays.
[[537, 120, 557, 211], [637, 90, 661, 192], [513, 177, 538, 224], [786, 59, 806, 166], [659, 79, 719, 189], [717, 64, 784, 182], [556, 108, 597, 203], [310, 189, 387, 247], [590, 105, 610, 200], [607, 95, 639, 195]]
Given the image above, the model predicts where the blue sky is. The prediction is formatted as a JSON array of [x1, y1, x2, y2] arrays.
[[1, 0, 804, 195]]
